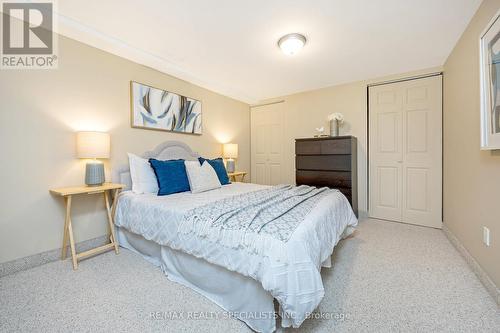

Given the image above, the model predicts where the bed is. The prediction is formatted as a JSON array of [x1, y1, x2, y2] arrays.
[[112, 141, 358, 333]]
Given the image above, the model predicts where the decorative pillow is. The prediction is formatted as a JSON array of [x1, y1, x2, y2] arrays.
[[128, 153, 159, 194], [198, 157, 231, 185], [185, 160, 222, 194], [148, 159, 190, 196]]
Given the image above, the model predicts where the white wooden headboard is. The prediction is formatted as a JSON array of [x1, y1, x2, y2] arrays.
[[112, 140, 200, 190]]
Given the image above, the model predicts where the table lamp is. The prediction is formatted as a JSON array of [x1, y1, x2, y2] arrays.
[[223, 143, 238, 173], [76, 131, 110, 186]]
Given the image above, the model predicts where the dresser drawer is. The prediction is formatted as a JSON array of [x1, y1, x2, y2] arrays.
[[296, 138, 352, 155], [296, 170, 351, 188], [320, 139, 351, 154], [295, 141, 321, 155], [296, 155, 351, 171]]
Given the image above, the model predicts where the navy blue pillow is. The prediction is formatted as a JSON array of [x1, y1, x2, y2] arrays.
[[148, 159, 190, 195], [198, 157, 231, 185]]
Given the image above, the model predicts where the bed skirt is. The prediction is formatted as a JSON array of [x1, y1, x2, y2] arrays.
[[116, 227, 277, 333]]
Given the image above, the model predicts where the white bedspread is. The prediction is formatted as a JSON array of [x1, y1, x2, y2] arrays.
[[114, 183, 357, 328]]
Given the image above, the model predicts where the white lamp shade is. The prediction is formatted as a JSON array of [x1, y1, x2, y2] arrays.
[[223, 143, 238, 159], [76, 131, 110, 159]]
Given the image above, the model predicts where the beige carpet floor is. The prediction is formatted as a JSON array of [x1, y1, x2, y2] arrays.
[[1, 219, 499, 332]]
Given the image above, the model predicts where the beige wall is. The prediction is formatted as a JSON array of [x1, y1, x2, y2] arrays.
[[443, 0, 500, 288], [0, 34, 250, 264], [253, 67, 442, 217]]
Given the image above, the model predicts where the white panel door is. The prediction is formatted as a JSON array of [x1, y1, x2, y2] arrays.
[[369, 86, 404, 222], [401, 78, 442, 227], [369, 76, 442, 228], [253, 124, 269, 185], [251, 104, 283, 185]]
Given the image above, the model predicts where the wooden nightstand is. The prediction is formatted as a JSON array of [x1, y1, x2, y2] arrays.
[[49, 183, 125, 269], [228, 171, 247, 182]]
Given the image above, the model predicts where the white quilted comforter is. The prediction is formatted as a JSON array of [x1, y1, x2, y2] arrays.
[[114, 183, 357, 328]]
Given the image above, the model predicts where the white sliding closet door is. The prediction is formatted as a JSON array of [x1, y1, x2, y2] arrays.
[[369, 75, 442, 228], [251, 103, 284, 185]]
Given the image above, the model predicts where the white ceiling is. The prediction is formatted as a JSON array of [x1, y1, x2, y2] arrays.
[[56, 0, 482, 103]]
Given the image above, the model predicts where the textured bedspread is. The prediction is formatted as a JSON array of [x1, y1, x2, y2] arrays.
[[115, 183, 357, 328], [180, 185, 332, 258]]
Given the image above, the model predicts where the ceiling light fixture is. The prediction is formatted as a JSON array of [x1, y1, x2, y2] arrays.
[[278, 33, 306, 56]]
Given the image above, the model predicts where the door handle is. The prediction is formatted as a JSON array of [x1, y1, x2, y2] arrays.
[[397, 160, 403, 163]]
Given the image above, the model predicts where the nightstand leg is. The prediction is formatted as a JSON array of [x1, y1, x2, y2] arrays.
[[61, 196, 71, 260], [109, 188, 121, 243], [65, 196, 78, 269], [104, 190, 119, 254], [111, 188, 120, 220]]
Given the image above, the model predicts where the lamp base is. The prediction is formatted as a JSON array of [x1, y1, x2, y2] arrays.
[[85, 161, 105, 186], [226, 159, 236, 173]]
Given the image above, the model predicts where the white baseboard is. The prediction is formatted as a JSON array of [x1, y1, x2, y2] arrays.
[[442, 224, 500, 306], [0, 235, 109, 278]]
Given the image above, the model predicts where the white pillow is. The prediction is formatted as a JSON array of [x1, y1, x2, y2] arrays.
[[128, 153, 159, 194], [184, 160, 222, 194]]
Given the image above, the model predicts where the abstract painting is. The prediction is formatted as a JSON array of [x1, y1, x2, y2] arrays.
[[131, 81, 202, 134], [480, 11, 500, 149]]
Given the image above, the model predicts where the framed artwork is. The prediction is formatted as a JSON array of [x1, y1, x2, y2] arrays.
[[130, 81, 202, 135], [480, 10, 500, 149]]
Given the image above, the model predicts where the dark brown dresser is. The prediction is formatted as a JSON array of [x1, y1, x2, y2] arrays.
[[295, 136, 358, 216]]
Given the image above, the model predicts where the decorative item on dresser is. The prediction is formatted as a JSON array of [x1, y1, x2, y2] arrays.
[[295, 136, 358, 216], [328, 112, 344, 136]]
